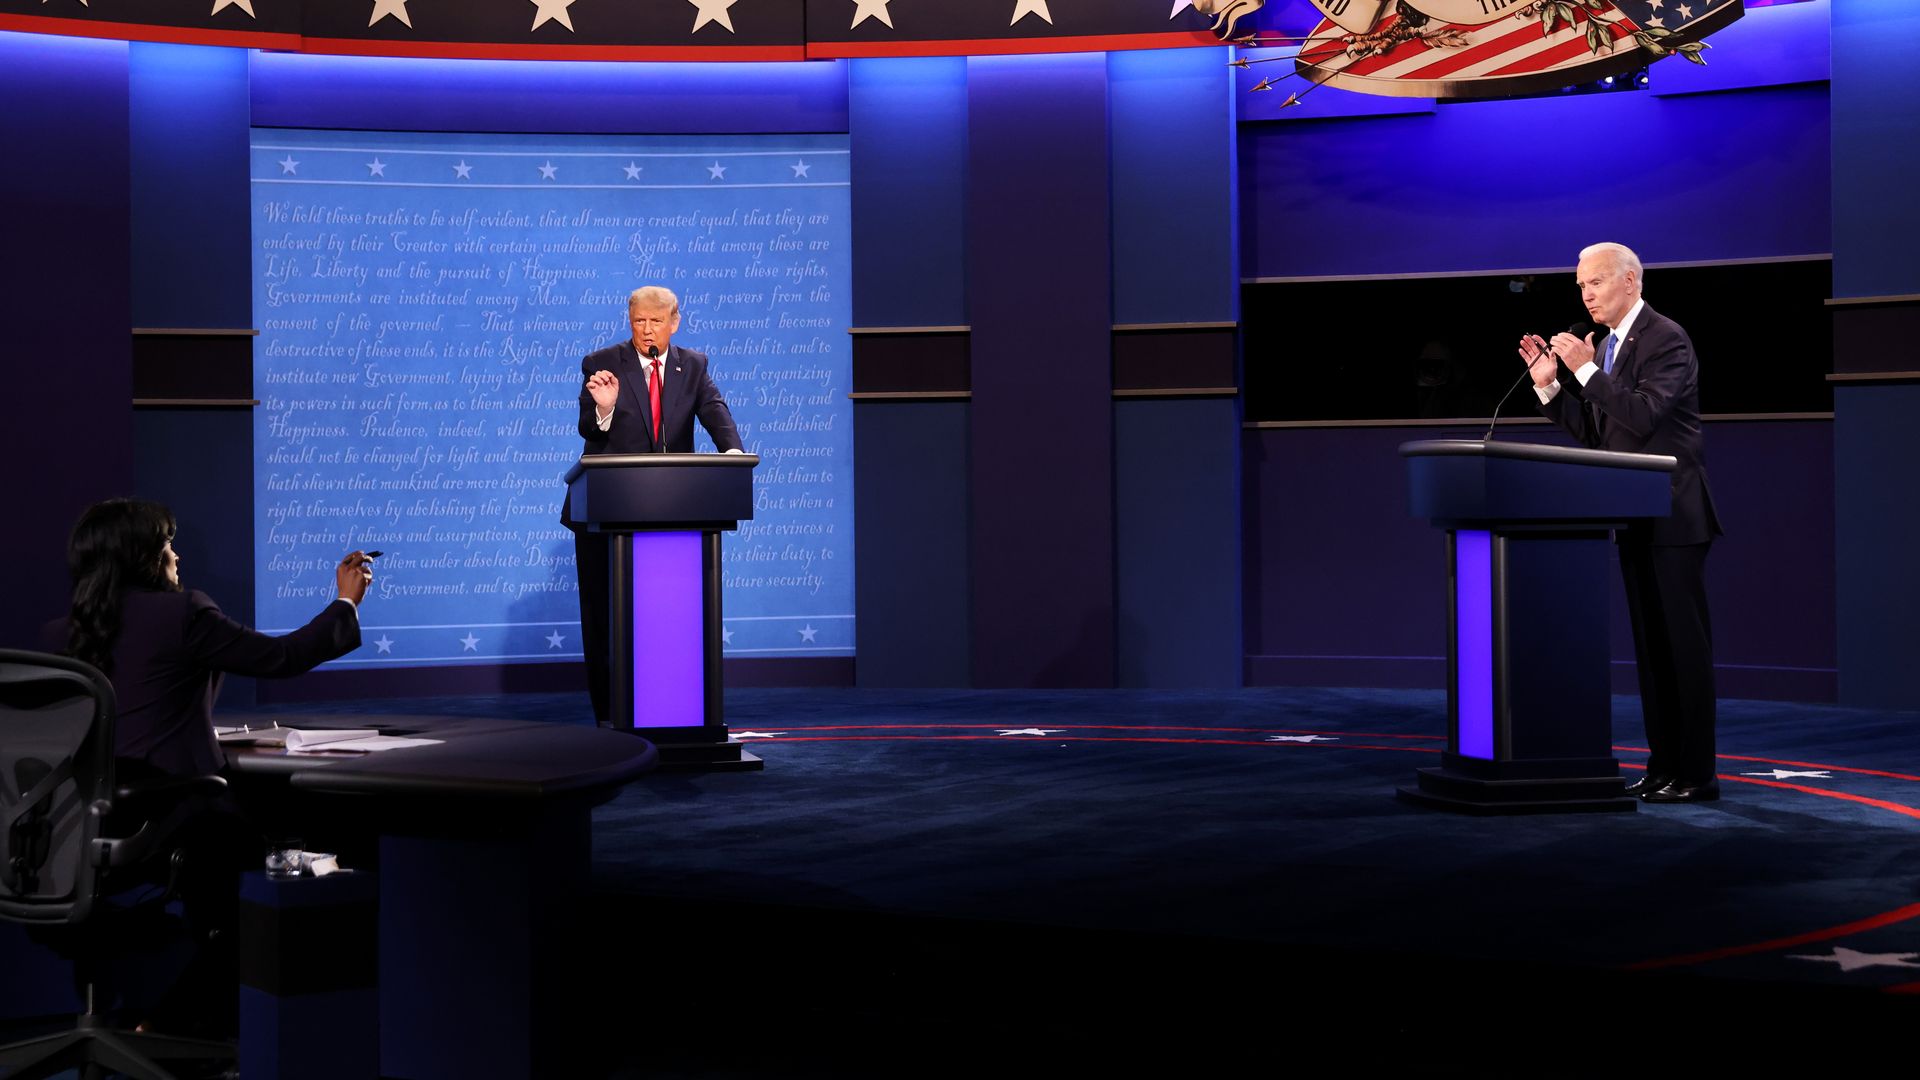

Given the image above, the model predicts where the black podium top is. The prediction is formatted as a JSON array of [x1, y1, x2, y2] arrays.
[[565, 452, 759, 529], [1401, 439, 1675, 526]]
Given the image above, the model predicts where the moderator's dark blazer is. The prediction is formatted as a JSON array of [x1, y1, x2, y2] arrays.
[[1539, 302, 1722, 547], [564, 340, 742, 529], [47, 591, 360, 778]]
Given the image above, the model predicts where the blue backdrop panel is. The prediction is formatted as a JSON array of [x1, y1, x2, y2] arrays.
[[1835, 386, 1920, 709], [1115, 399, 1242, 688], [1831, 0, 1920, 298], [966, 52, 1114, 688], [854, 401, 972, 687], [249, 129, 852, 666], [849, 56, 969, 329]]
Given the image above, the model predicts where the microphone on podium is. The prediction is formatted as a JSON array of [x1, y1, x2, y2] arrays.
[[1483, 322, 1597, 442]]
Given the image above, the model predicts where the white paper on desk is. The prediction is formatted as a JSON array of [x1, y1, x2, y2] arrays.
[[286, 733, 443, 753]]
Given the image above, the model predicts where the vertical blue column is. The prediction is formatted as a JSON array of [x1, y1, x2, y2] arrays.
[[966, 52, 1114, 687], [0, 32, 132, 647], [849, 57, 973, 686], [1831, 1, 1920, 708], [1110, 46, 1242, 688]]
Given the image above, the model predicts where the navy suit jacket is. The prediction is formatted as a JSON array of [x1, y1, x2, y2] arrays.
[[574, 341, 742, 456], [1539, 302, 1722, 547], [46, 591, 361, 778]]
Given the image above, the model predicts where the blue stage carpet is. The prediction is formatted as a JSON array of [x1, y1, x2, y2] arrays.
[[252, 687, 1920, 1076]]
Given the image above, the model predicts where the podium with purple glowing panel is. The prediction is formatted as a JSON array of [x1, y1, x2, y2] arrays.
[[1398, 439, 1676, 814], [565, 452, 762, 771]]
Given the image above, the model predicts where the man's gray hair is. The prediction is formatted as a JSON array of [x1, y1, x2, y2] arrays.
[[1579, 242, 1643, 284], [627, 285, 680, 315]]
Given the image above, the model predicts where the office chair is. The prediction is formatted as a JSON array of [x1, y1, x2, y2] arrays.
[[0, 649, 235, 1080]]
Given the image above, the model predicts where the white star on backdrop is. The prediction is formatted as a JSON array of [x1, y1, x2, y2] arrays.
[[546, 631, 565, 648], [998, 728, 1064, 736], [798, 624, 818, 642], [1742, 769, 1833, 780], [707, 161, 728, 180], [366, 158, 387, 177], [368, 0, 410, 28], [1011, 0, 1053, 26], [1790, 948, 1920, 973], [1267, 735, 1338, 743], [459, 633, 480, 652], [530, 0, 576, 32], [721, 626, 734, 644], [733, 731, 787, 739], [539, 161, 559, 180], [850, 0, 893, 29], [452, 160, 473, 179], [623, 161, 643, 179], [791, 160, 812, 178], [277, 155, 299, 175], [690, 0, 739, 34], [212, 0, 256, 17], [373, 635, 395, 654]]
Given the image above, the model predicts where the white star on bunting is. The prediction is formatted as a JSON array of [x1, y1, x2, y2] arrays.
[[212, 0, 257, 17], [791, 160, 811, 178], [546, 631, 565, 648], [850, 0, 893, 29], [539, 161, 559, 180], [798, 624, 818, 642], [1268, 735, 1338, 743], [373, 635, 395, 654], [368, 0, 410, 27], [530, 0, 576, 32], [707, 161, 728, 180], [1790, 948, 1920, 974], [459, 633, 480, 651], [690, 0, 739, 34], [1742, 769, 1833, 780], [998, 728, 1064, 736], [452, 160, 472, 179], [366, 158, 387, 177], [1677, 3, 1693, 17], [1011, 0, 1052, 26], [623, 161, 643, 179], [1169, 0, 1193, 16]]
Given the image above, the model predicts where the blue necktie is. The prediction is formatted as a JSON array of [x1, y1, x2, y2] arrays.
[[1601, 334, 1617, 376]]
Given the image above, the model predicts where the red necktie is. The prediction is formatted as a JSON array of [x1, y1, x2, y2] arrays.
[[648, 359, 662, 446]]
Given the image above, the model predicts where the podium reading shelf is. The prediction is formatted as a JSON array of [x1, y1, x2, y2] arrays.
[[1398, 439, 1676, 814], [565, 452, 761, 770]]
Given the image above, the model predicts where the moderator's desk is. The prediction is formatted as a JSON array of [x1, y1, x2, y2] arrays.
[[223, 716, 657, 1080]]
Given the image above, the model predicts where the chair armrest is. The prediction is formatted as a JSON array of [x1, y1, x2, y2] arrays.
[[112, 773, 227, 808]]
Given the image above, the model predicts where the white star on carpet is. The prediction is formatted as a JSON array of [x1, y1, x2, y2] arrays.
[[366, 158, 387, 177], [459, 633, 480, 651], [212, 0, 256, 17], [733, 731, 787, 739], [545, 631, 565, 648], [623, 161, 643, 179], [1011, 0, 1052, 26], [690, 0, 739, 34], [1742, 769, 1833, 780], [277, 155, 299, 175], [539, 160, 559, 180], [1267, 734, 1338, 743], [998, 728, 1064, 736], [1790, 948, 1920, 973], [707, 161, 728, 180], [530, 0, 576, 32], [721, 626, 734, 644], [368, 0, 410, 27], [452, 160, 472, 179], [850, 0, 893, 29], [798, 624, 818, 642], [791, 159, 811, 178], [373, 635, 394, 654]]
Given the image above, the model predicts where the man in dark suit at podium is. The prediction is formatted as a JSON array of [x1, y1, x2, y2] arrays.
[[567, 285, 743, 727], [1519, 242, 1723, 802]]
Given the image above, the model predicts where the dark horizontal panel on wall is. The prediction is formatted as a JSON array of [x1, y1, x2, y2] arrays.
[[134, 399, 259, 408], [1830, 294, 1920, 375], [1243, 259, 1835, 422], [851, 328, 971, 395], [1113, 324, 1236, 394], [254, 657, 850, 703], [133, 330, 255, 401], [1827, 372, 1920, 384], [723, 657, 854, 688]]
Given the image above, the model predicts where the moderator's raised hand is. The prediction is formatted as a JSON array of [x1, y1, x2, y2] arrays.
[[336, 551, 373, 605]]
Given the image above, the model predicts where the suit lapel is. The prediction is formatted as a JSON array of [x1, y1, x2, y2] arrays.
[[659, 345, 690, 446]]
